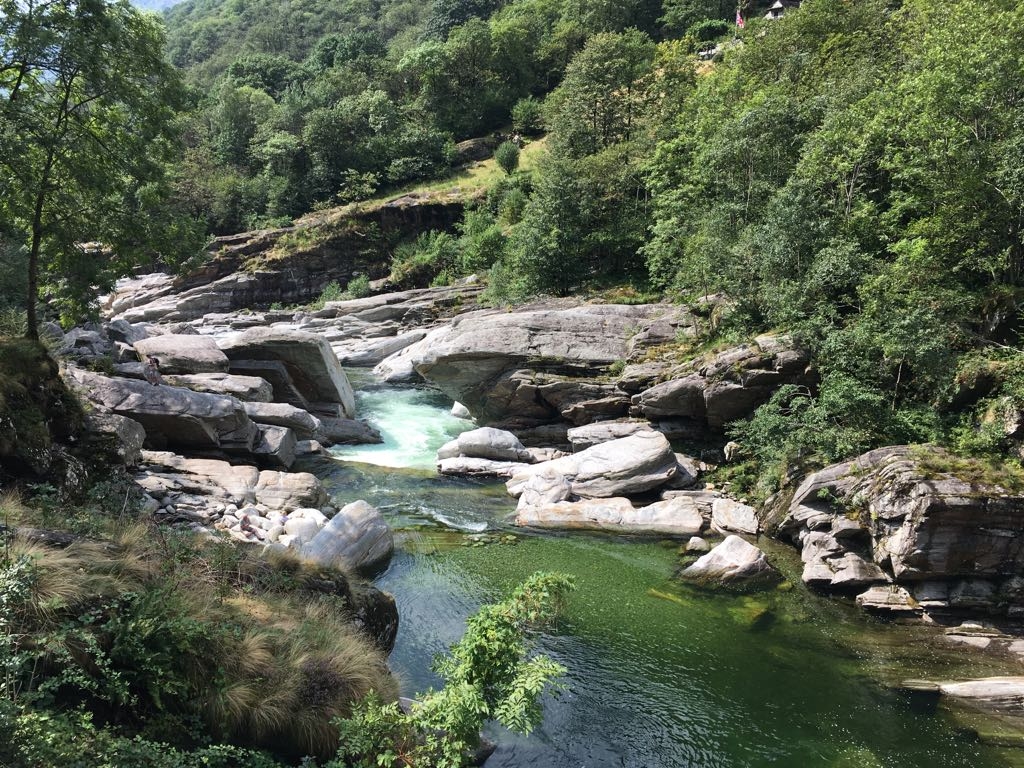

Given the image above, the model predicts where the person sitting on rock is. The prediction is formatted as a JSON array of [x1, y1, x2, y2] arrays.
[[143, 355, 164, 386]]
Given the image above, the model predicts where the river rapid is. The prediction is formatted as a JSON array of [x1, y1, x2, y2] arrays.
[[304, 375, 1020, 768]]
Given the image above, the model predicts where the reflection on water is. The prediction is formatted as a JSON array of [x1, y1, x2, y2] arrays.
[[312, 378, 1016, 768]]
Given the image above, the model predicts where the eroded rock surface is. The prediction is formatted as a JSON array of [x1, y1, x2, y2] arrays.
[[780, 446, 1024, 616]]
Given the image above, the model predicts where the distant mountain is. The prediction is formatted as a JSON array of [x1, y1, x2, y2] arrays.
[[132, 0, 185, 12]]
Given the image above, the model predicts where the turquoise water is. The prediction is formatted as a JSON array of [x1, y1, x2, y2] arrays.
[[311, 381, 1020, 768]]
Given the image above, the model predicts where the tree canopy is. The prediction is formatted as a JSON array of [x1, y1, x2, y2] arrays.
[[0, 0, 200, 336]]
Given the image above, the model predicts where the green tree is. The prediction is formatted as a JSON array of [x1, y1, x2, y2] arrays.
[[546, 29, 656, 158], [494, 140, 521, 174], [0, 0, 192, 337]]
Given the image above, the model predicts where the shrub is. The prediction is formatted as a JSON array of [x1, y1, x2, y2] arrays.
[[345, 274, 371, 299], [494, 141, 520, 175], [511, 96, 544, 136], [333, 572, 574, 768], [389, 231, 460, 289]]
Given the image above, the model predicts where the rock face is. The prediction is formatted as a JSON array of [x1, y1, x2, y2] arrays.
[[303, 500, 395, 574], [507, 431, 679, 499], [134, 334, 229, 374], [218, 328, 355, 417], [381, 304, 696, 428], [779, 446, 1024, 616], [70, 369, 258, 451], [515, 495, 704, 535], [630, 335, 814, 429], [682, 535, 777, 586]]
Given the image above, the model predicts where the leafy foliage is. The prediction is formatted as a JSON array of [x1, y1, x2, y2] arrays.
[[0, 0, 205, 335], [333, 572, 575, 768]]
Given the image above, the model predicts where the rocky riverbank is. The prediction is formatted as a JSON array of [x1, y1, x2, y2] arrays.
[[25, 268, 1020, 721]]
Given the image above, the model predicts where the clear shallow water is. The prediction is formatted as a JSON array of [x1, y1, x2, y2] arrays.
[[310, 378, 1021, 768]]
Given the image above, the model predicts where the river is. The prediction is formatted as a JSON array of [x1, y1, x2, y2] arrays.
[[304, 375, 1020, 768]]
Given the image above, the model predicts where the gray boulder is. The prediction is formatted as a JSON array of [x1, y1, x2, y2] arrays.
[[70, 369, 257, 451], [252, 425, 297, 470], [243, 402, 321, 439], [711, 498, 760, 535], [134, 334, 229, 374], [303, 500, 394, 574], [437, 427, 533, 463], [438, 457, 531, 478], [507, 431, 678, 499], [316, 417, 382, 445], [682, 535, 777, 586], [382, 304, 692, 425], [218, 328, 356, 417]]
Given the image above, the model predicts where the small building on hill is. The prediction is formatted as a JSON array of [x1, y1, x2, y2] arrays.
[[765, 0, 801, 20]]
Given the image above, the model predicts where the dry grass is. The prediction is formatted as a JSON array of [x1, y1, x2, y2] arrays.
[[4, 512, 397, 760]]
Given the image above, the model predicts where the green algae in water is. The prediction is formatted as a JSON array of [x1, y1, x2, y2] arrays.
[[316, 380, 1020, 767]]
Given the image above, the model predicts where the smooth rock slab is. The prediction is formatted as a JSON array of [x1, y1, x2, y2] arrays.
[[438, 457, 531, 478], [134, 334, 229, 374], [303, 500, 394, 574], [515, 495, 704, 535], [244, 401, 321, 439], [71, 369, 257, 450], [682, 536, 777, 586], [437, 427, 533, 463], [163, 373, 273, 402], [506, 431, 678, 499]]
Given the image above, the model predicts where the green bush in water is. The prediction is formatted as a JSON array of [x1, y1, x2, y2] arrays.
[[333, 572, 575, 768]]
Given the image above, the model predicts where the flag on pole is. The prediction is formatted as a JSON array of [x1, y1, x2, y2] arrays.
[[736, 8, 745, 28]]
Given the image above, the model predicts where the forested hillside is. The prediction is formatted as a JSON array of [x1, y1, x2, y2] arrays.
[[7, 0, 1023, 491], [158, 0, 742, 233]]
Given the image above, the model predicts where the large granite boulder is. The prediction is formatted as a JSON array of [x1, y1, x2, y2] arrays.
[[779, 446, 1024, 614], [376, 304, 695, 427], [303, 500, 394, 574], [436, 427, 533, 463], [506, 431, 678, 499], [218, 328, 356, 417], [515, 495, 704, 535], [134, 334, 229, 374], [70, 369, 257, 451], [711, 498, 760, 535], [681, 535, 777, 586], [316, 416, 382, 445]]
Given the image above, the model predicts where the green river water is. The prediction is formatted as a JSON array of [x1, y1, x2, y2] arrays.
[[304, 378, 1023, 768]]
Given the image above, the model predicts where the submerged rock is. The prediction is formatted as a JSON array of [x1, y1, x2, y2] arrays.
[[681, 535, 777, 586]]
